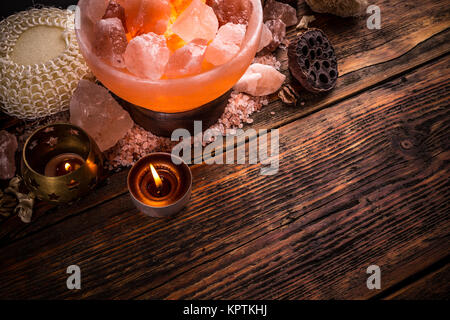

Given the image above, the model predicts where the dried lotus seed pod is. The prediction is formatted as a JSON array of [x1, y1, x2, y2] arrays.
[[288, 28, 338, 93]]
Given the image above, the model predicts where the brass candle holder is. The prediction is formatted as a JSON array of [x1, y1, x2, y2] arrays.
[[21, 123, 103, 203], [127, 153, 192, 217]]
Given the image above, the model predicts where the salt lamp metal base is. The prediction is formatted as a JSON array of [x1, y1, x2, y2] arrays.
[[115, 90, 231, 137]]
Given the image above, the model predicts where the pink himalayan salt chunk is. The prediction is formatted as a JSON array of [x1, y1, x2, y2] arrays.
[[264, 19, 286, 52], [257, 22, 273, 52], [102, 0, 127, 32], [172, 0, 219, 43], [117, 0, 171, 36], [139, 0, 171, 35], [0, 130, 18, 180], [94, 18, 128, 68], [263, 0, 298, 26], [124, 32, 170, 79], [206, 0, 252, 26], [70, 80, 133, 152], [233, 63, 286, 96], [204, 23, 246, 66], [165, 39, 208, 78], [87, 0, 109, 23]]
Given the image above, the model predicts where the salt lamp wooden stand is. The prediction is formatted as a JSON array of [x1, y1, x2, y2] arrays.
[[114, 90, 231, 137]]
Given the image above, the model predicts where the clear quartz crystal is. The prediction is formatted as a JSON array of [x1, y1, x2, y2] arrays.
[[124, 32, 171, 79], [70, 80, 133, 152], [172, 0, 219, 43], [165, 39, 208, 78], [94, 17, 128, 68], [205, 23, 246, 66]]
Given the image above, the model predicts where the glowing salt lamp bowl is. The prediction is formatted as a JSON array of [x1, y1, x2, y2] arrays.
[[75, 0, 263, 114]]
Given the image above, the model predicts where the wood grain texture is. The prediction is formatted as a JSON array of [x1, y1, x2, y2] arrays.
[[139, 56, 450, 300], [258, 28, 450, 130], [0, 0, 449, 300], [0, 170, 129, 246], [1, 1, 449, 244], [384, 263, 450, 300], [0, 55, 448, 299], [303, 0, 450, 76]]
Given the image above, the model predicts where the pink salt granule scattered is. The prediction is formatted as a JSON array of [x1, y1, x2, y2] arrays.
[[211, 92, 268, 132], [16, 52, 284, 171], [253, 53, 281, 70], [104, 84, 270, 168], [103, 125, 174, 170]]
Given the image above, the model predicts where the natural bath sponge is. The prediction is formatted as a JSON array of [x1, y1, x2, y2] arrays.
[[305, 0, 368, 17], [0, 8, 93, 120]]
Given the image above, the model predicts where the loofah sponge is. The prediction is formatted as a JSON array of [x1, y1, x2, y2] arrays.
[[305, 0, 368, 17], [0, 8, 93, 120]]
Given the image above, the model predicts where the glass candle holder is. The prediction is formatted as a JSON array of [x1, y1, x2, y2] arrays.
[[21, 123, 104, 203], [127, 153, 192, 217]]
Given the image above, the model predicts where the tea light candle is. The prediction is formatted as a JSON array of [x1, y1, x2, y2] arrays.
[[44, 153, 85, 177], [127, 153, 192, 217]]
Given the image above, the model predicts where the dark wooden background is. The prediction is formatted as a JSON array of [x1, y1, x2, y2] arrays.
[[0, 0, 449, 299]]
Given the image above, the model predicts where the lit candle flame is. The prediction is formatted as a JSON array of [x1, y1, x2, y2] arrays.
[[64, 162, 72, 172], [150, 164, 163, 189]]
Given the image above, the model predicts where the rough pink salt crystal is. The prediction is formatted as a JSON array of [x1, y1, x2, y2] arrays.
[[87, 0, 109, 23], [206, 0, 252, 26], [117, 0, 171, 36], [102, 0, 127, 32], [124, 32, 170, 79], [94, 18, 128, 68], [139, 0, 171, 35], [165, 39, 208, 78], [172, 0, 219, 43], [233, 63, 286, 96], [264, 19, 286, 52], [205, 23, 246, 66], [257, 23, 273, 52], [70, 80, 133, 152], [116, 0, 141, 34], [217, 23, 247, 45], [0, 131, 18, 180], [263, 0, 298, 26]]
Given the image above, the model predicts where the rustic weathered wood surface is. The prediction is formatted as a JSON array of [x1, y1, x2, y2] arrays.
[[0, 0, 449, 299]]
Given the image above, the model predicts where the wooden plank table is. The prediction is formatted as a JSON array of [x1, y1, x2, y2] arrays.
[[0, 0, 449, 299]]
